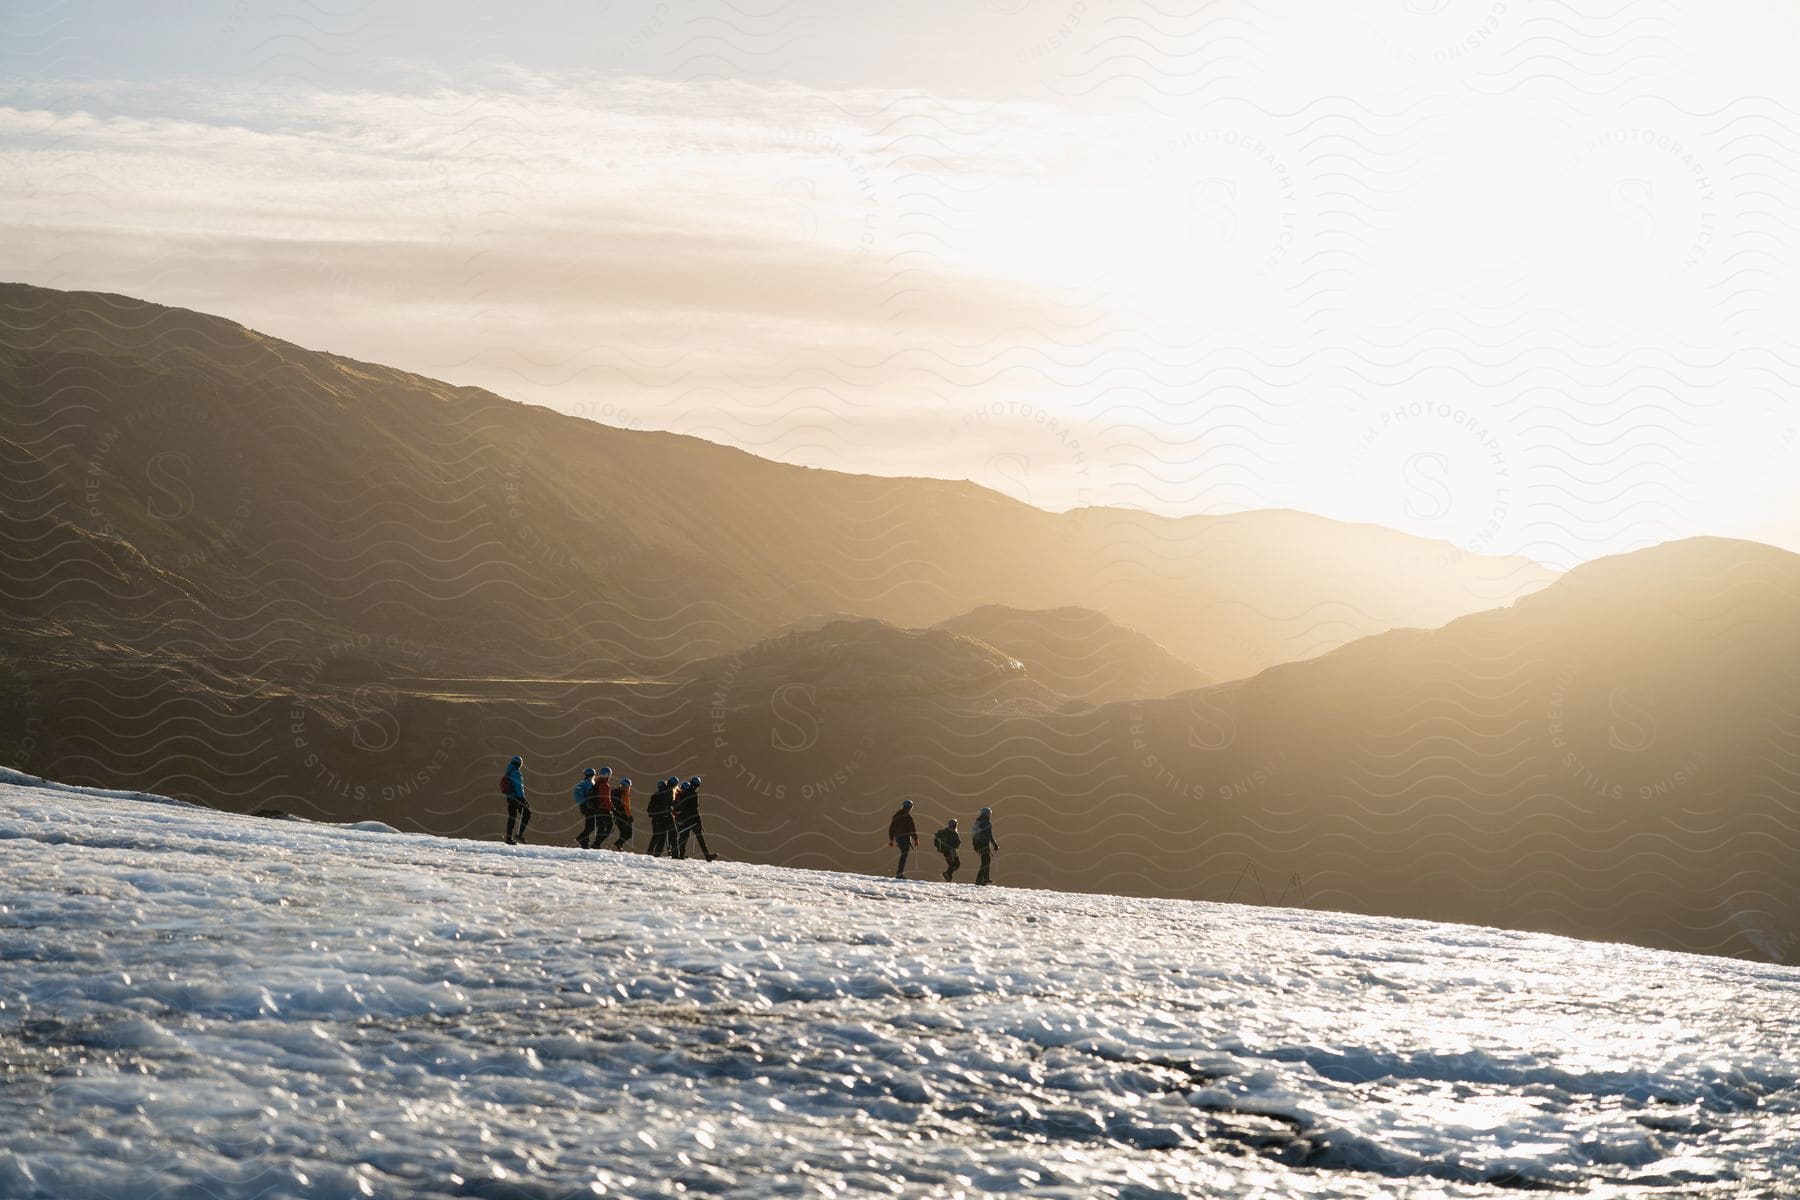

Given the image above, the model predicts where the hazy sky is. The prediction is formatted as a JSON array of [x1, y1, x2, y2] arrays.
[[6, 0, 1800, 567]]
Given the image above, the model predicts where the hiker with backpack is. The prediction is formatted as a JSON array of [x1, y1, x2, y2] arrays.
[[673, 776, 718, 861], [500, 755, 529, 845], [888, 799, 918, 879], [574, 766, 613, 849], [646, 776, 677, 856], [610, 776, 633, 850], [972, 806, 999, 885], [933, 817, 961, 882], [597, 773, 626, 849]]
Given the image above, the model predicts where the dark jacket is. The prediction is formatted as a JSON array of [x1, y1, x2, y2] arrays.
[[647, 781, 673, 817], [675, 784, 701, 823], [888, 808, 917, 845], [973, 814, 997, 852], [933, 825, 961, 855], [502, 762, 525, 802]]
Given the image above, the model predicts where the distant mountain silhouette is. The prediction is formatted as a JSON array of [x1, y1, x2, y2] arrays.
[[1105, 537, 1800, 960], [933, 604, 1208, 706], [0, 283, 1548, 679], [681, 618, 1055, 708]]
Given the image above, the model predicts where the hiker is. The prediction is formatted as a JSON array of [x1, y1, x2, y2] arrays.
[[574, 767, 613, 849], [609, 775, 634, 850], [501, 755, 529, 845], [670, 777, 690, 857], [888, 799, 918, 879], [572, 767, 597, 848], [673, 776, 718, 861], [646, 776, 677, 856], [933, 817, 961, 882], [973, 806, 999, 885]]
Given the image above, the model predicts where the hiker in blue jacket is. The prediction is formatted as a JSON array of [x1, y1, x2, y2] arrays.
[[501, 755, 529, 845], [973, 806, 999, 885]]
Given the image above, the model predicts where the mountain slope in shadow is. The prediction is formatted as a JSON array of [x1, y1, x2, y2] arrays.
[[1108, 536, 1800, 960], [933, 604, 1209, 706], [0, 282, 1550, 687]]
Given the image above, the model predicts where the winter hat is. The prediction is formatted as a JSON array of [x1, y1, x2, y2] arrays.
[[598, 766, 612, 778], [979, 806, 991, 816], [946, 818, 958, 828], [509, 755, 523, 766], [619, 778, 632, 788], [583, 767, 596, 778], [687, 777, 702, 788], [900, 799, 913, 809]]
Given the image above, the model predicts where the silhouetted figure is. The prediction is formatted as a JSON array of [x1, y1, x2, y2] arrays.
[[501, 755, 529, 844], [572, 767, 598, 847], [575, 766, 613, 849], [888, 799, 918, 878], [646, 776, 677, 856], [973, 806, 998, 885], [610, 777, 634, 850], [674, 776, 718, 861], [934, 818, 961, 882]]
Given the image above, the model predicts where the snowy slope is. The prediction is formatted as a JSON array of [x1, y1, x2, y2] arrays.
[[2, 776, 1796, 1199]]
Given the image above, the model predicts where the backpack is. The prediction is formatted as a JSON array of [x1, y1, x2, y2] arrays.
[[572, 782, 588, 806], [933, 828, 953, 855], [500, 772, 512, 797]]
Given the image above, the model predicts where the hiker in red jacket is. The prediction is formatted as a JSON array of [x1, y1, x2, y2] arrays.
[[888, 799, 918, 879], [575, 766, 613, 849]]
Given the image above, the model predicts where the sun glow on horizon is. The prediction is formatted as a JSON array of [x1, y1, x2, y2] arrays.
[[4, 1, 1800, 568]]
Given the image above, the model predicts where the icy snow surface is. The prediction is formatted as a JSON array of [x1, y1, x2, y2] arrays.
[[2, 777, 1797, 1199]]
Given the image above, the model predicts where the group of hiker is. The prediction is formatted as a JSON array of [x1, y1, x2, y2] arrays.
[[498, 756, 717, 860], [888, 799, 1001, 885], [499, 756, 1002, 884]]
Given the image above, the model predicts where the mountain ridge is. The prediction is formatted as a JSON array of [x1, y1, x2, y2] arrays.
[[0, 279, 1559, 575], [0, 279, 1555, 682]]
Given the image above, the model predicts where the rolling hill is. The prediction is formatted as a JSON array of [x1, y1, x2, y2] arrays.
[[0, 283, 1547, 677], [1105, 537, 1800, 959], [0, 280, 1549, 801], [933, 604, 1209, 706]]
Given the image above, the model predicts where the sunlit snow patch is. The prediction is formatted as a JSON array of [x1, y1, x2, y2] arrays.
[[2, 772, 1797, 1198]]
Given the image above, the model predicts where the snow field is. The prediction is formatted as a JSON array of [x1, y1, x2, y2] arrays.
[[2, 777, 1797, 1198]]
